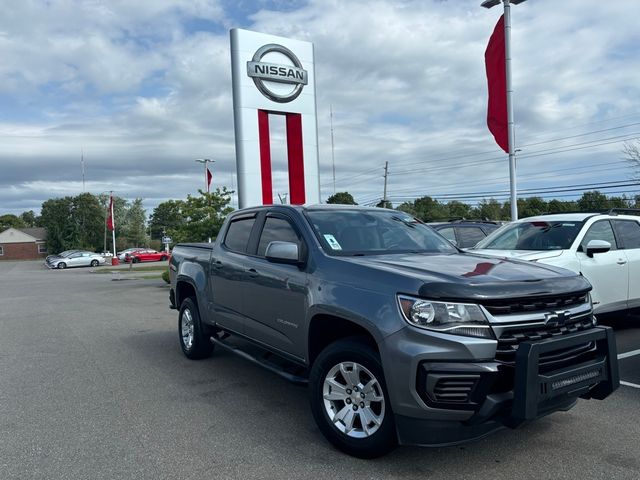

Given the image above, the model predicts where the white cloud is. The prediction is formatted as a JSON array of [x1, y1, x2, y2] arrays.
[[1, 0, 639, 216]]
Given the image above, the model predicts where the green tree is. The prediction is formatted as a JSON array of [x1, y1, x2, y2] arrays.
[[40, 197, 77, 253], [150, 199, 186, 240], [121, 198, 147, 247], [409, 196, 447, 221], [0, 214, 26, 230], [376, 199, 392, 209], [72, 193, 104, 250], [327, 192, 357, 205], [446, 201, 472, 219], [578, 191, 610, 211], [19, 210, 38, 227], [520, 197, 548, 218], [168, 188, 233, 243], [476, 198, 503, 221]]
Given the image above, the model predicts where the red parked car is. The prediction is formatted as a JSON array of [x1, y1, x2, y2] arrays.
[[125, 249, 170, 263]]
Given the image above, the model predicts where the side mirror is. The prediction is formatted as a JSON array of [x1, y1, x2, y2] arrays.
[[585, 239, 611, 258], [265, 241, 301, 265]]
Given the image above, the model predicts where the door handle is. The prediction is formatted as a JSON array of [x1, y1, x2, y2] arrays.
[[246, 268, 259, 278], [212, 260, 223, 269], [617, 259, 627, 265]]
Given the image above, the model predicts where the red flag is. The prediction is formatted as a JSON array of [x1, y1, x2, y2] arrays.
[[206, 167, 213, 193], [485, 15, 508, 153], [106, 194, 114, 231]]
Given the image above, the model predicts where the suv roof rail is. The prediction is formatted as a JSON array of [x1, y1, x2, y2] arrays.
[[442, 217, 500, 224], [539, 209, 640, 216]]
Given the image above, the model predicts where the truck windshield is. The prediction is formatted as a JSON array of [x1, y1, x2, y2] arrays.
[[474, 220, 583, 251], [305, 209, 457, 255]]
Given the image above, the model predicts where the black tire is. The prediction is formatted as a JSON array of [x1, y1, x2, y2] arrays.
[[160, 255, 168, 261], [132, 257, 140, 263], [309, 337, 397, 458], [57, 262, 67, 269], [178, 297, 214, 360], [90, 260, 99, 267]]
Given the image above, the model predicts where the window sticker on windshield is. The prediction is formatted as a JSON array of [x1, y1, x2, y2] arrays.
[[324, 234, 342, 250], [562, 223, 576, 227]]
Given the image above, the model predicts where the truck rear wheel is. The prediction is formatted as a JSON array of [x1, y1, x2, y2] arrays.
[[179, 297, 214, 360], [309, 338, 397, 458]]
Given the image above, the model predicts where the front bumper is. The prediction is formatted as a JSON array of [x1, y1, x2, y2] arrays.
[[387, 326, 619, 446]]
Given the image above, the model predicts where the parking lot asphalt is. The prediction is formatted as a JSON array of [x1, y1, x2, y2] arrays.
[[1, 260, 639, 480]]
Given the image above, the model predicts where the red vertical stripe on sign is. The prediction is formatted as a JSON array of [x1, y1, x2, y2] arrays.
[[286, 113, 305, 204], [485, 15, 509, 153], [257, 109, 273, 204]]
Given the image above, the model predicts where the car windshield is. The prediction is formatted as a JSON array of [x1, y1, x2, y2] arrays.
[[474, 220, 583, 251], [305, 209, 457, 255]]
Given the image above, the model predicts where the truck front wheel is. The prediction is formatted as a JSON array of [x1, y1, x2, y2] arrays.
[[309, 338, 397, 458], [179, 297, 214, 360]]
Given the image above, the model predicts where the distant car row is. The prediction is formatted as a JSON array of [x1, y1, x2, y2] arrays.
[[45, 250, 106, 269], [45, 248, 170, 269]]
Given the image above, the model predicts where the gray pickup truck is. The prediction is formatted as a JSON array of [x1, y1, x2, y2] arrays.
[[169, 204, 619, 458]]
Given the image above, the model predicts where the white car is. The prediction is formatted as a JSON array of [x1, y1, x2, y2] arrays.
[[471, 210, 640, 316], [47, 251, 107, 269]]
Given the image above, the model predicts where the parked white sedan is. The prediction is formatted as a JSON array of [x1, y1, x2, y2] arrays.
[[46, 251, 106, 269], [471, 210, 640, 317]]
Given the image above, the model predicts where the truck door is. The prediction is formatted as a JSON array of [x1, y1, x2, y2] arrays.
[[208, 214, 257, 335], [241, 213, 308, 359], [577, 219, 628, 314]]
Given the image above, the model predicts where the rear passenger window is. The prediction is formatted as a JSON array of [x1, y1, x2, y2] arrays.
[[437, 227, 457, 244], [456, 227, 486, 248], [224, 217, 256, 253], [257, 217, 300, 256], [581, 221, 617, 250], [614, 220, 640, 249]]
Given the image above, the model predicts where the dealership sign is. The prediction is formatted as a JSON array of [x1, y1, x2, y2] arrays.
[[230, 29, 320, 208], [247, 44, 308, 103]]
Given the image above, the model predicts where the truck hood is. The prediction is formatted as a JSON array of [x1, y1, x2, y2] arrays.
[[341, 252, 590, 301], [469, 249, 564, 261]]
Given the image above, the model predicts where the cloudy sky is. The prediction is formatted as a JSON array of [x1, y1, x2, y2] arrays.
[[1, 0, 639, 216]]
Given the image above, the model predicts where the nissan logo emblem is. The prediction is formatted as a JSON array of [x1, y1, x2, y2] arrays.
[[247, 44, 308, 103]]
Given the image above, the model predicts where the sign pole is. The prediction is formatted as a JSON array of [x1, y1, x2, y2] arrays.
[[503, 0, 518, 221]]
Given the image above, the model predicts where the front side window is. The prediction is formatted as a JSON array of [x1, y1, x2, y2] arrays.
[[257, 217, 300, 256], [475, 221, 583, 251], [613, 220, 640, 249], [224, 217, 256, 253], [306, 209, 456, 255], [581, 220, 617, 250]]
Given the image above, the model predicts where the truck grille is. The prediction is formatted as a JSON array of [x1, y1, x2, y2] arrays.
[[481, 292, 589, 316], [496, 315, 595, 367]]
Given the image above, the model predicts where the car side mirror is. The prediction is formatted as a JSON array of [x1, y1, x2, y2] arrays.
[[265, 241, 301, 265], [585, 239, 611, 258]]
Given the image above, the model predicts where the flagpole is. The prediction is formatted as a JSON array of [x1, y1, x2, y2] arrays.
[[482, 0, 525, 221], [503, 0, 518, 221], [110, 191, 116, 256]]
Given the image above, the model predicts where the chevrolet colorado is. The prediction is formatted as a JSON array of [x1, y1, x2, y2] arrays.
[[169, 205, 619, 458]]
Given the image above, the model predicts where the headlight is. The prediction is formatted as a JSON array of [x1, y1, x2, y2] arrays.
[[397, 295, 494, 339]]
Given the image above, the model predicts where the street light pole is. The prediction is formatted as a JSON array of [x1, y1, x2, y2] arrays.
[[482, 0, 526, 221]]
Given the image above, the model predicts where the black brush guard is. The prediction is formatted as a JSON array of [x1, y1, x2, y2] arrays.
[[510, 326, 619, 425]]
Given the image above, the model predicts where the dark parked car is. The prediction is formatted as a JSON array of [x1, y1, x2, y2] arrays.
[[430, 220, 501, 248]]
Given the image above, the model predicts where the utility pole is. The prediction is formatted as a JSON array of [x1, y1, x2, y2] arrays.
[[382, 161, 389, 208]]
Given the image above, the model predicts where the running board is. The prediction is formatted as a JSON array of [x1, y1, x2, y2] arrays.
[[210, 335, 308, 385]]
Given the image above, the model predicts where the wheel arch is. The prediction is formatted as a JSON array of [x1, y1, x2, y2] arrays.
[[307, 314, 380, 366]]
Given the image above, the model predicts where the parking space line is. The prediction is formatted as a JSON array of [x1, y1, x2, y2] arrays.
[[620, 381, 640, 389], [617, 348, 640, 360]]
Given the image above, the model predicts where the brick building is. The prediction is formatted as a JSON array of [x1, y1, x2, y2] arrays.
[[0, 227, 47, 260]]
